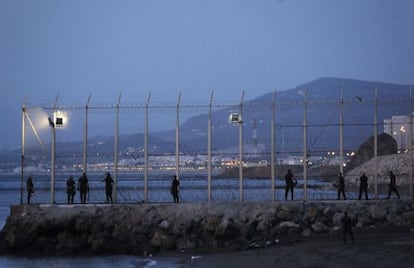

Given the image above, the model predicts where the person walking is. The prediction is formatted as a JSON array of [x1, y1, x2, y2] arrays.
[[78, 172, 89, 204], [26, 175, 34, 204], [102, 172, 114, 203], [170, 175, 180, 203], [341, 211, 354, 244], [337, 172, 346, 200], [358, 172, 369, 200], [284, 169, 295, 201], [386, 171, 400, 199], [66, 175, 76, 204]]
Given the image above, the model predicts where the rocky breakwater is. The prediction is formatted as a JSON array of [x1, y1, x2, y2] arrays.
[[1, 201, 414, 256]]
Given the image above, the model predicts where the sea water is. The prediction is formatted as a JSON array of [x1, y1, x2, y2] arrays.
[[0, 172, 339, 267]]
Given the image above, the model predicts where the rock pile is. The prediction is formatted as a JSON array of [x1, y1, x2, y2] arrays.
[[0, 201, 413, 256], [346, 154, 411, 185]]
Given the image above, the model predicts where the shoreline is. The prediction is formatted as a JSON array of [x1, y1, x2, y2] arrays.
[[172, 229, 414, 268]]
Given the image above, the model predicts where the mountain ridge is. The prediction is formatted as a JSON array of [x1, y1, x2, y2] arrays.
[[1, 77, 411, 171]]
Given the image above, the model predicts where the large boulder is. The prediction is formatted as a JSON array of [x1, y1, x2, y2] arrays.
[[346, 133, 397, 171]]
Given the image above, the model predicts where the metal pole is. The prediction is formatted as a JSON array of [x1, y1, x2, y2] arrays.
[[208, 91, 214, 202], [303, 89, 308, 201], [374, 87, 378, 199], [51, 125, 56, 204], [176, 92, 182, 179], [282, 125, 284, 159], [20, 105, 25, 205], [144, 93, 151, 203], [83, 94, 91, 174], [339, 87, 344, 175], [239, 91, 245, 202], [271, 91, 276, 202], [51, 95, 59, 204], [114, 93, 121, 203], [409, 84, 413, 198]]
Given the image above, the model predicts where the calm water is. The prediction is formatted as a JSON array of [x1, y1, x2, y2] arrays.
[[0, 172, 340, 267]]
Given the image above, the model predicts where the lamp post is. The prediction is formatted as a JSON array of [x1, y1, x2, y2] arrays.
[[48, 111, 63, 204], [229, 91, 245, 202], [48, 116, 56, 204]]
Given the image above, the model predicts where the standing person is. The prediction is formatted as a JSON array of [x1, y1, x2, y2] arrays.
[[341, 211, 354, 244], [284, 169, 295, 201], [102, 172, 114, 203], [358, 172, 369, 200], [386, 171, 400, 199], [170, 175, 180, 203], [337, 172, 346, 200], [26, 175, 34, 204], [66, 175, 76, 204], [78, 172, 89, 204]]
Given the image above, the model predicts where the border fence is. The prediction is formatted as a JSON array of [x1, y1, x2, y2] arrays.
[[19, 86, 414, 204]]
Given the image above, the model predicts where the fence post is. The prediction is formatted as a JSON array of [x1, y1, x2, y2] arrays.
[[339, 87, 344, 175], [303, 89, 308, 201], [239, 91, 245, 202], [208, 91, 214, 202], [20, 105, 25, 205], [144, 93, 151, 203], [374, 87, 378, 199], [409, 85, 413, 198], [83, 94, 91, 174], [271, 91, 276, 201], [114, 93, 122, 203], [176, 92, 182, 180]]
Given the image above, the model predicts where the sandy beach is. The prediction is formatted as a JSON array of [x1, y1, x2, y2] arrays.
[[174, 227, 414, 268]]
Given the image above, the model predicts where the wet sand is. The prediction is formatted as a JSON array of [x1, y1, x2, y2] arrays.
[[174, 228, 414, 268]]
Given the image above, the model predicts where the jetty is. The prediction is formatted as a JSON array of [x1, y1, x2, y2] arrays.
[[1, 200, 414, 255]]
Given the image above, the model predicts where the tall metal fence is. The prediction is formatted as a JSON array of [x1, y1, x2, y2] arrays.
[[20, 86, 414, 204]]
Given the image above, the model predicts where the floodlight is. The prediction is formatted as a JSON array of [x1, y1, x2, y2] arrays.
[[229, 113, 242, 123], [55, 117, 63, 127]]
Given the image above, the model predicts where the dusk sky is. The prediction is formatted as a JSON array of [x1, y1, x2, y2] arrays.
[[1, 0, 413, 150]]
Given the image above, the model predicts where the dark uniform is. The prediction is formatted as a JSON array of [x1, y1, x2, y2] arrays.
[[341, 212, 354, 244], [358, 173, 369, 200], [78, 173, 89, 204], [66, 175, 76, 204], [337, 172, 346, 200], [386, 171, 400, 199], [284, 169, 295, 201], [103, 172, 114, 203], [26, 176, 34, 204], [170, 175, 180, 203]]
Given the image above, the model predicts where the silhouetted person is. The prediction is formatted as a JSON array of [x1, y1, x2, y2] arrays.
[[284, 169, 295, 201], [66, 175, 76, 204], [341, 211, 354, 244], [358, 172, 369, 200], [170, 175, 180, 203], [78, 172, 89, 204], [26, 176, 34, 204], [386, 171, 400, 199], [337, 172, 346, 200], [102, 172, 114, 203]]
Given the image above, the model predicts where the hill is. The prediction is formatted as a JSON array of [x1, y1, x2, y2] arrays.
[[155, 77, 411, 154], [0, 77, 411, 171]]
